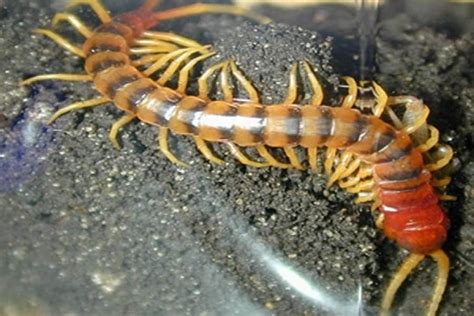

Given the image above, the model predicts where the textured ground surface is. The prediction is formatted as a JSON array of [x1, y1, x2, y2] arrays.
[[0, 0, 473, 315]]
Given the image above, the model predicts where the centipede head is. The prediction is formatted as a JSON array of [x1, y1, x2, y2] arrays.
[[115, 9, 158, 37]]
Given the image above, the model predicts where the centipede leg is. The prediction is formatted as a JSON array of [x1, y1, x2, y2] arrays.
[[48, 96, 109, 124], [427, 250, 450, 316], [131, 42, 179, 55], [381, 253, 425, 316], [194, 137, 225, 165], [371, 81, 388, 117], [66, 0, 111, 23], [387, 96, 429, 134], [33, 29, 85, 57], [153, 3, 271, 24], [158, 127, 188, 167], [417, 125, 439, 153], [141, 47, 195, 77], [228, 61, 291, 169], [327, 151, 356, 187], [21, 74, 92, 85], [302, 60, 324, 171], [354, 191, 375, 204], [51, 13, 93, 38], [278, 63, 305, 169], [340, 76, 358, 108], [141, 31, 205, 49], [227, 143, 269, 168], [345, 179, 374, 193], [177, 52, 215, 94], [375, 213, 384, 229], [425, 145, 453, 172], [109, 114, 136, 149], [256, 146, 291, 169], [198, 61, 227, 100], [157, 46, 211, 86], [229, 60, 260, 103]]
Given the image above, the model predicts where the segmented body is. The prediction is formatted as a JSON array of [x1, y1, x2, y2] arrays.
[[24, 1, 456, 315], [86, 13, 448, 255]]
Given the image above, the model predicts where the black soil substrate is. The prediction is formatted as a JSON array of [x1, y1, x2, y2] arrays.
[[0, 0, 473, 315]]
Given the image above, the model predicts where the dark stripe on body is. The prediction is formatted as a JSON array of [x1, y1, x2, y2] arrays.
[[127, 85, 156, 109], [378, 167, 423, 182], [318, 107, 334, 143], [286, 107, 301, 144], [373, 129, 396, 153], [90, 58, 127, 73], [106, 74, 139, 98]]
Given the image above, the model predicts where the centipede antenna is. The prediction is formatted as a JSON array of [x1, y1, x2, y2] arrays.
[[153, 3, 271, 24], [381, 253, 425, 316]]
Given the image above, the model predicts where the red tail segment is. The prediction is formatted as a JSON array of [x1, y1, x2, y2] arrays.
[[375, 152, 450, 254]]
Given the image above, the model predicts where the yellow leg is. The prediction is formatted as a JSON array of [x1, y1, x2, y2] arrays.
[[340, 76, 357, 108], [326, 151, 353, 187], [142, 31, 205, 49], [371, 199, 382, 211], [158, 127, 188, 167], [108, 114, 136, 149], [256, 145, 291, 169], [437, 194, 457, 201], [219, 61, 233, 102], [132, 39, 179, 51], [372, 81, 388, 117], [431, 176, 451, 188], [425, 145, 453, 172], [339, 176, 360, 189], [194, 137, 225, 165], [48, 97, 109, 124], [427, 250, 450, 316], [308, 147, 318, 171], [157, 46, 211, 86], [66, 0, 111, 23], [324, 148, 337, 176], [177, 52, 215, 94], [417, 125, 439, 153], [339, 157, 361, 180], [228, 143, 268, 168], [51, 13, 93, 38], [354, 191, 375, 204], [142, 47, 192, 77], [302, 61, 324, 171], [381, 253, 425, 316], [375, 213, 384, 230], [133, 54, 165, 67], [153, 3, 271, 24], [283, 147, 304, 170], [282, 63, 298, 105], [33, 29, 85, 57], [346, 179, 374, 193], [387, 96, 430, 134], [198, 61, 227, 100], [229, 60, 260, 103], [21, 74, 92, 85], [302, 60, 324, 106]]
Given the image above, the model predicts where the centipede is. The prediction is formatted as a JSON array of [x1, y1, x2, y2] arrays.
[[22, 0, 457, 315]]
